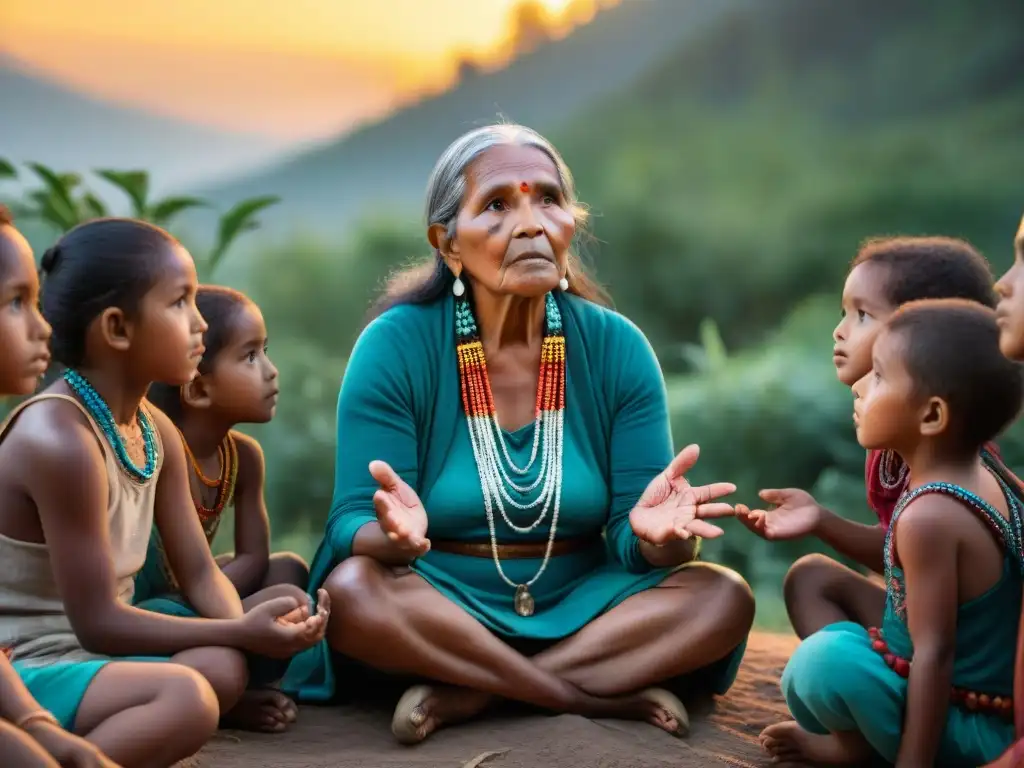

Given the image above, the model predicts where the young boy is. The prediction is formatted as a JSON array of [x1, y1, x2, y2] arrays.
[[737, 236, 998, 637]]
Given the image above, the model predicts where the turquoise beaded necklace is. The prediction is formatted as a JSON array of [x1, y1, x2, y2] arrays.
[[63, 369, 159, 483]]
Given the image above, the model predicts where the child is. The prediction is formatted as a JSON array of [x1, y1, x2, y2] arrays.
[[141, 284, 310, 732], [0, 217, 328, 768], [736, 236, 999, 638], [0, 206, 120, 767], [762, 299, 1023, 766], [986, 212, 1024, 768]]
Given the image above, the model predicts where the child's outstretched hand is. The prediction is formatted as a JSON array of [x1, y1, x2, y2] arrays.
[[735, 488, 821, 541]]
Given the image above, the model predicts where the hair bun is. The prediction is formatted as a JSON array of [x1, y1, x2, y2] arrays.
[[40, 245, 61, 274]]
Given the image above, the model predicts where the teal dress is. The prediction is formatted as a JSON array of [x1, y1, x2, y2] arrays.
[[781, 478, 1023, 765], [283, 293, 748, 700]]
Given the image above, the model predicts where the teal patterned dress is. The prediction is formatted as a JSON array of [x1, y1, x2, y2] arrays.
[[283, 292, 750, 701], [781, 468, 1023, 765]]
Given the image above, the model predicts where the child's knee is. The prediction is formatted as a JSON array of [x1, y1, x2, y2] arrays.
[[783, 553, 836, 606], [162, 665, 221, 737], [268, 551, 310, 589], [174, 647, 249, 711]]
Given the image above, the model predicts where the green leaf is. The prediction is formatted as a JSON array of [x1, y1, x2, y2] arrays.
[[148, 195, 208, 226], [57, 173, 82, 192], [27, 189, 79, 231], [94, 169, 149, 217], [208, 196, 280, 273], [80, 192, 108, 220], [26, 163, 79, 229], [0, 159, 17, 179]]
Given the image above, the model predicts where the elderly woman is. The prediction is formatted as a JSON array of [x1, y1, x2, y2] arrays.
[[285, 124, 755, 743]]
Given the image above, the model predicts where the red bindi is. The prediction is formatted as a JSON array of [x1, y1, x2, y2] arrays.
[[519, 182, 530, 193]]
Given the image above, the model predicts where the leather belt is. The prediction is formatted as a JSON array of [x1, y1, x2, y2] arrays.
[[430, 536, 600, 559]]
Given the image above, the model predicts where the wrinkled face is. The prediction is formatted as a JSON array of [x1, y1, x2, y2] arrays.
[[197, 302, 280, 424], [0, 226, 52, 395], [131, 244, 207, 386], [851, 329, 925, 451], [995, 214, 1024, 361], [832, 261, 897, 387], [439, 143, 576, 298]]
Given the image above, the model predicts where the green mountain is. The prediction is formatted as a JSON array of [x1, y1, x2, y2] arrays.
[[203, 0, 747, 236], [551, 0, 1024, 357]]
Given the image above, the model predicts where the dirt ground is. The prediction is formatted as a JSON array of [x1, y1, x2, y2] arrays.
[[186, 631, 799, 768]]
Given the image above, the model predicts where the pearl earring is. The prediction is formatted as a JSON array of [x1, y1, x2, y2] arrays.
[[453, 276, 465, 297], [558, 276, 569, 291]]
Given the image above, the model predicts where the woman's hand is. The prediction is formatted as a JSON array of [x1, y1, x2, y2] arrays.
[[735, 488, 822, 541], [22, 720, 121, 767], [238, 591, 331, 659], [629, 444, 736, 545], [369, 460, 430, 557]]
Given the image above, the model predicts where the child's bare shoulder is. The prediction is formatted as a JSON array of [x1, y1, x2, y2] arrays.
[[230, 430, 265, 478], [896, 493, 971, 545], [0, 395, 105, 494]]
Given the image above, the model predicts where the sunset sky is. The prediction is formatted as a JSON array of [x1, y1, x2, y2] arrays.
[[1, 0, 597, 141]]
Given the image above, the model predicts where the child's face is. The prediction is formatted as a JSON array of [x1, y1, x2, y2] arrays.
[[995, 214, 1024, 361], [0, 226, 52, 395], [833, 262, 897, 387], [851, 330, 921, 450], [200, 302, 279, 424], [129, 244, 207, 386]]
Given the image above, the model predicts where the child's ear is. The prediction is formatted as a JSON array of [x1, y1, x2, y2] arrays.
[[919, 395, 950, 437], [98, 307, 131, 352], [181, 376, 214, 410]]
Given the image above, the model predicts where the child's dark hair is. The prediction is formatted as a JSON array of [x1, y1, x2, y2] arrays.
[[886, 299, 1023, 449], [851, 237, 996, 309], [147, 285, 252, 422], [40, 218, 179, 367]]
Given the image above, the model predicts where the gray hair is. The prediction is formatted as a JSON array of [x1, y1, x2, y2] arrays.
[[424, 124, 588, 240]]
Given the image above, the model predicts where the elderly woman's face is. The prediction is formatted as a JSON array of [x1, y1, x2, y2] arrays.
[[442, 144, 576, 298]]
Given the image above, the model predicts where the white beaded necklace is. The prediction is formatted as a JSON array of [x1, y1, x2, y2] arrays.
[[454, 292, 565, 617]]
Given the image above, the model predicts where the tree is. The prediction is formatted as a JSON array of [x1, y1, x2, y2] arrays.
[[0, 159, 278, 277]]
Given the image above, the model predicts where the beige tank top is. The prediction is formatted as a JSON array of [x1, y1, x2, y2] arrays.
[[0, 394, 164, 665]]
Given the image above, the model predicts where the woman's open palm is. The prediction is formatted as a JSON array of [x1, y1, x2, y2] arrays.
[[369, 460, 430, 556], [629, 444, 737, 545]]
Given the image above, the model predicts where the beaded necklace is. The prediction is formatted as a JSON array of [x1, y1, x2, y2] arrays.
[[155, 431, 238, 592], [456, 291, 565, 617], [179, 429, 238, 523], [877, 448, 910, 491], [63, 369, 158, 483]]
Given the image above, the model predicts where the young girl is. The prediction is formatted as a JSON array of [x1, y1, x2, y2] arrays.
[[761, 299, 1023, 766], [0, 217, 328, 768], [141, 284, 310, 732], [736, 236, 999, 637], [0, 206, 120, 767]]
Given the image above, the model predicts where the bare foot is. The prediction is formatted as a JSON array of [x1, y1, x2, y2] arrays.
[[222, 688, 298, 733], [760, 721, 871, 765], [391, 684, 492, 744], [634, 688, 689, 737]]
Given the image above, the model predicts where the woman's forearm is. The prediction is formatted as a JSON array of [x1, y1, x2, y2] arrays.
[[639, 537, 699, 568], [351, 521, 419, 566]]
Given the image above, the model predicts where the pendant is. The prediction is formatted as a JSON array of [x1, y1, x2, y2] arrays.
[[514, 584, 535, 617]]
